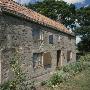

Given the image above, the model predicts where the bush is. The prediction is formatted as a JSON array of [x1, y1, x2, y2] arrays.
[[46, 70, 69, 87], [62, 65, 71, 72]]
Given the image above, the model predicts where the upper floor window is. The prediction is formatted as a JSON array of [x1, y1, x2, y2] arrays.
[[32, 29, 44, 42], [49, 35, 53, 44], [32, 29, 40, 41]]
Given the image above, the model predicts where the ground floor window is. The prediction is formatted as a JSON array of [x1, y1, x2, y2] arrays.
[[33, 52, 52, 69], [33, 53, 43, 68]]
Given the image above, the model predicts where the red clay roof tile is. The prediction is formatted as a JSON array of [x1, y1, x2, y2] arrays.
[[0, 0, 74, 35]]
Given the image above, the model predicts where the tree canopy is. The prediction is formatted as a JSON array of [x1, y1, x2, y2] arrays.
[[75, 6, 90, 52]]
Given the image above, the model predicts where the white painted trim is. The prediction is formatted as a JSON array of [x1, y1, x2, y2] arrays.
[[41, 54, 43, 66]]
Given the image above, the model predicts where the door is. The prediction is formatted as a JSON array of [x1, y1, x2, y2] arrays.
[[57, 50, 61, 67]]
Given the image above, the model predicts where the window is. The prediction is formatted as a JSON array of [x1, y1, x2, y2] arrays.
[[32, 29, 40, 41], [33, 53, 43, 68], [67, 51, 72, 62], [33, 52, 52, 69], [49, 35, 53, 44]]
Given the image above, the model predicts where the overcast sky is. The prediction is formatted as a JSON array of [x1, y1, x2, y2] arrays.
[[15, 0, 85, 4]]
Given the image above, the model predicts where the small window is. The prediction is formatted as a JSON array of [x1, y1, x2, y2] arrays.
[[32, 29, 40, 41], [49, 35, 53, 44]]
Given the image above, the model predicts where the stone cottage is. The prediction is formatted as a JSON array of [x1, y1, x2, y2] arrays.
[[0, 0, 76, 84]]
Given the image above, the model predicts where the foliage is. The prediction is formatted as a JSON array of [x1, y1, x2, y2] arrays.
[[75, 26, 90, 53], [47, 66, 90, 90], [0, 49, 34, 90], [77, 39, 90, 53], [76, 6, 90, 27], [75, 6, 90, 52]]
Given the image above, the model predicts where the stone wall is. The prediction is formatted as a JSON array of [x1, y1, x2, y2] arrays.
[[0, 12, 76, 84]]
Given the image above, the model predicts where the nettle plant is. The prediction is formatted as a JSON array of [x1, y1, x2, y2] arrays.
[[0, 48, 34, 90]]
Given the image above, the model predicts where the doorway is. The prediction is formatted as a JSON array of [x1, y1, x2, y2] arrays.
[[57, 50, 61, 67]]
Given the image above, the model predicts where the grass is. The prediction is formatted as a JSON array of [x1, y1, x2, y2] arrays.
[[55, 66, 90, 90]]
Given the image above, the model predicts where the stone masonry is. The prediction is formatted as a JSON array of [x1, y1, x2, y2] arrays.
[[0, 0, 76, 84]]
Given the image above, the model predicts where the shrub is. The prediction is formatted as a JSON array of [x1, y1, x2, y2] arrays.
[[46, 70, 68, 87], [62, 65, 71, 72]]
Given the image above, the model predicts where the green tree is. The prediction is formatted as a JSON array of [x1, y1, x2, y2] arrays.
[[75, 6, 90, 52]]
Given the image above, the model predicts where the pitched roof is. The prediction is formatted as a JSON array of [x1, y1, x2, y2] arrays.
[[0, 0, 74, 36]]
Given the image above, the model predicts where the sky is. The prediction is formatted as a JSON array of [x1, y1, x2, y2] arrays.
[[15, 0, 90, 8], [14, 0, 90, 8]]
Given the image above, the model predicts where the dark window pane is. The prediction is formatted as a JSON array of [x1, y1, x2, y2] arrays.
[[49, 35, 53, 44], [32, 29, 40, 41]]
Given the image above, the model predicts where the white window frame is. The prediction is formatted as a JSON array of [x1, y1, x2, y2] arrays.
[[40, 32, 44, 40], [58, 35, 61, 42]]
